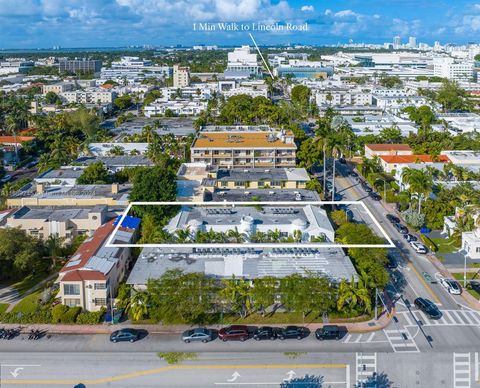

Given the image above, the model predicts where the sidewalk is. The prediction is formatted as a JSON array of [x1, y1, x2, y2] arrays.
[[1, 309, 393, 335]]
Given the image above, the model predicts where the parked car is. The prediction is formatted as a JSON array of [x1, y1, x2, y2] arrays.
[[470, 281, 480, 293], [362, 184, 372, 193], [394, 223, 408, 234], [339, 157, 347, 164], [386, 214, 400, 224], [218, 325, 249, 342], [0, 175, 12, 184], [350, 171, 358, 178], [110, 328, 140, 343], [315, 325, 341, 340], [440, 278, 462, 295], [369, 192, 382, 201], [411, 241, 428, 254], [386, 254, 398, 269], [277, 326, 307, 340], [414, 297, 442, 319], [253, 326, 277, 341], [403, 233, 417, 243], [182, 328, 213, 343]]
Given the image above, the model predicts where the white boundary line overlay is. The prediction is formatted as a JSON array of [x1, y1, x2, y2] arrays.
[[106, 200, 395, 248]]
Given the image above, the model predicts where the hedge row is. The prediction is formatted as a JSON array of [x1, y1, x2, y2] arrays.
[[0, 306, 106, 325]]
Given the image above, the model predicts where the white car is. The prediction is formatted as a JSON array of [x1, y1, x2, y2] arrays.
[[410, 241, 428, 254], [440, 278, 462, 295]]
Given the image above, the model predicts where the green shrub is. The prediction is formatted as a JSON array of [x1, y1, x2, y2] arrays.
[[420, 234, 438, 252], [75, 308, 106, 324], [0, 310, 52, 324], [60, 306, 81, 323], [51, 304, 69, 323]]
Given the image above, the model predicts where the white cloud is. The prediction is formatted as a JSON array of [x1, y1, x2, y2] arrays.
[[301, 5, 314, 12], [324, 9, 332, 16], [334, 9, 358, 18]]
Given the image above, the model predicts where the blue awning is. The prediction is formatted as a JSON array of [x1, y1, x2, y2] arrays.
[[114, 215, 141, 229]]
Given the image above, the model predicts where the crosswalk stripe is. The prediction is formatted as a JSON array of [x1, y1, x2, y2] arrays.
[[450, 310, 464, 324], [459, 311, 476, 325], [343, 334, 352, 343], [402, 311, 414, 325], [465, 311, 480, 325], [442, 310, 456, 325]]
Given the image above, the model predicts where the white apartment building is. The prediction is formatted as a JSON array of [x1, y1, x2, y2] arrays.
[[315, 88, 372, 106], [159, 86, 213, 101], [144, 100, 207, 117], [173, 64, 190, 88], [433, 57, 474, 81], [219, 80, 268, 98], [224, 46, 261, 79], [61, 89, 116, 104]]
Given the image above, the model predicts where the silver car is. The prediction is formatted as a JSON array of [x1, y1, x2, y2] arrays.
[[182, 328, 213, 343]]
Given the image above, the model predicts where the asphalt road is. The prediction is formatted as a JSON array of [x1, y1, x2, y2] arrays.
[[0, 351, 478, 387]]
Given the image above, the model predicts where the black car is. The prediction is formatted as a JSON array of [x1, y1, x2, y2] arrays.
[[386, 255, 398, 269], [414, 297, 442, 319], [369, 192, 382, 201], [315, 325, 341, 340], [394, 223, 408, 234], [253, 326, 277, 341], [386, 214, 400, 224], [277, 326, 307, 340], [362, 184, 372, 193], [110, 328, 140, 343], [350, 171, 358, 178], [339, 157, 347, 164], [403, 233, 417, 242]]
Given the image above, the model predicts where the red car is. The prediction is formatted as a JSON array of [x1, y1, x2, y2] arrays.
[[218, 325, 249, 342]]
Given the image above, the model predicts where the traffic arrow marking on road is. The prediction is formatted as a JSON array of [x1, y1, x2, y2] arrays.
[[227, 371, 241, 382], [10, 367, 24, 378], [283, 370, 296, 381]]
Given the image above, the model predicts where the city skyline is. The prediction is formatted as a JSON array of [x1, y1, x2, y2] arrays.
[[1, 0, 480, 49]]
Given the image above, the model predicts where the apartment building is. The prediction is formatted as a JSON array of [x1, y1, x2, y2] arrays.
[[364, 144, 413, 159], [59, 59, 102, 74], [315, 88, 372, 106], [173, 64, 190, 88], [57, 217, 140, 311], [7, 182, 131, 207], [433, 57, 474, 81], [4, 205, 109, 242], [144, 100, 207, 117], [42, 82, 74, 95], [61, 89, 116, 104], [190, 126, 296, 168]]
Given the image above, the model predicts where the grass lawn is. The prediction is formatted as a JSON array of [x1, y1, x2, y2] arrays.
[[451, 272, 480, 300], [430, 237, 458, 254], [11, 289, 43, 314], [0, 303, 8, 314], [11, 272, 50, 296]]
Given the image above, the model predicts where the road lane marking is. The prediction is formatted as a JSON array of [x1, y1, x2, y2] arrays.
[[0, 363, 349, 385], [406, 261, 441, 304]]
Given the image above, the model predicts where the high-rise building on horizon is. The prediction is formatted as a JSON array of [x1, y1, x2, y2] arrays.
[[408, 36, 417, 48], [173, 64, 190, 88], [393, 36, 401, 49]]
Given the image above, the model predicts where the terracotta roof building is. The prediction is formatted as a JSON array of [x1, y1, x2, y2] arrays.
[[56, 216, 140, 312], [364, 144, 412, 159]]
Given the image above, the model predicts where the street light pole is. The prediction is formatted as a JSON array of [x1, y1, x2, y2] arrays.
[[464, 254, 467, 288], [323, 144, 326, 196]]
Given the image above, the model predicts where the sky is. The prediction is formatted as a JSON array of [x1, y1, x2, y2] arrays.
[[1, 0, 480, 48]]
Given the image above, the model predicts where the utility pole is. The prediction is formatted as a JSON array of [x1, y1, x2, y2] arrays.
[[374, 288, 378, 320]]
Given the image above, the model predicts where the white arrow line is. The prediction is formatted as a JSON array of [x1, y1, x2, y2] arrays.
[[227, 371, 241, 382], [10, 367, 24, 378]]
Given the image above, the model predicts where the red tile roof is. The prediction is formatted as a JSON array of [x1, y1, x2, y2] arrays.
[[60, 220, 116, 274], [0, 136, 35, 144], [365, 144, 412, 151], [61, 269, 105, 282], [379, 155, 450, 164]]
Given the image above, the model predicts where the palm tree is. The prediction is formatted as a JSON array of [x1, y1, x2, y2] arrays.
[[126, 291, 150, 321], [220, 275, 253, 318], [227, 227, 246, 243], [5, 115, 19, 164], [401, 168, 433, 214], [44, 234, 66, 270], [175, 227, 191, 243]]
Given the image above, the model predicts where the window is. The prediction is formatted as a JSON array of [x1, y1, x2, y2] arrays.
[[64, 283, 80, 296], [94, 298, 107, 306], [64, 298, 81, 307], [476, 247, 480, 253], [94, 283, 106, 290]]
